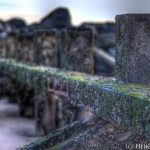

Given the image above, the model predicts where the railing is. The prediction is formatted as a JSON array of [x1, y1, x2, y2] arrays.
[[0, 14, 150, 149]]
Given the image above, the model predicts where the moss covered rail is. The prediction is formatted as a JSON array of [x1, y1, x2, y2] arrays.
[[0, 58, 150, 134]]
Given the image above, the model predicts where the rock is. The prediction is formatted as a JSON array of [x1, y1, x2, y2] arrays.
[[20, 23, 39, 34], [0, 20, 4, 32], [7, 18, 26, 29], [107, 47, 115, 57], [40, 7, 72, 29], [80, 22, 116, 50]]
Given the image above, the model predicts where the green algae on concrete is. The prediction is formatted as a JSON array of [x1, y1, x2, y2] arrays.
[[0, 58, 150, 136]]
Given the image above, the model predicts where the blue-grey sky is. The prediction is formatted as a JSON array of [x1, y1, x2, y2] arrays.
[[0, 0, 150, 25]]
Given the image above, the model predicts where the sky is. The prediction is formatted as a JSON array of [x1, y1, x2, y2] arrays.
[[0, 0, 150, 25]]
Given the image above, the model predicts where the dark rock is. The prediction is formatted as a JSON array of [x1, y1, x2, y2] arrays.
[[7, 18, 26, 29], [80, 22, 116, 49], [20, 23, 40, 35], [107, 47, 115, 57], [0, 20, 4, 32], [40, 7, 72, 29]]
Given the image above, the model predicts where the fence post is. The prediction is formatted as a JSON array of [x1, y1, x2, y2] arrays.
[[34, 29, 58, 67], [58, 28, 95, 128], [115, 14, 150, 139], [5, 31, 17, 59], [0, 32, 7, 58], [17, 32, 35, 64], [116, 14, 150, 85], [60, 28, 94, 74]]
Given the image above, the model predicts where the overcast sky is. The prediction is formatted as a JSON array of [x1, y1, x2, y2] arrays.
[[0, 0, 150, 25]]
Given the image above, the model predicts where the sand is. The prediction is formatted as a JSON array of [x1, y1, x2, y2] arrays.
[[0, 98, 38, 150]]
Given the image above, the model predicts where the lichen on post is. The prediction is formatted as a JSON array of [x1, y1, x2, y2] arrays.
[[116, 14, 150, 85]]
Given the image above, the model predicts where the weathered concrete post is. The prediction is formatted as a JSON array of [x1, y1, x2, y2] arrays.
[[34, 29, 59, 135], [34, 28, 95, 135], [34, 29, 58, 67], [116, 14, 150, 139], [60, 28, 94, 74], [116, 14, 150, 85], [0, 33, 6, 58], [6, 32, 17, 59], [58, 28, 94, 128], [17, 32, 35, 64]]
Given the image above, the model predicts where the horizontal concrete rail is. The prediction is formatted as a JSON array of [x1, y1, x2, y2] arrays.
[[0, 58, 150, 133]]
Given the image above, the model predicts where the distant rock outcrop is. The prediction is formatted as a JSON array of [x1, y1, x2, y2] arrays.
[[7, 18, 26, 29], [40, 7, 72, 29], [80, 22, 116, 50], [80, 22, 115, 76]]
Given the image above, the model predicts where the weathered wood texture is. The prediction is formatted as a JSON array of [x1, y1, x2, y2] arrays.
[[0, 59, 149, 136], [116, 14, 150, 85]]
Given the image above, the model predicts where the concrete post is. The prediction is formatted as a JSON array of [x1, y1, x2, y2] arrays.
[[60, 28, 94, 74], [34, 29, 58, 67], [17, 32, 35, 64], [116, 14, 150, 85], [6, 32, 17, 59], [116, 14, 150, 139], [0, 33, 7, 58]]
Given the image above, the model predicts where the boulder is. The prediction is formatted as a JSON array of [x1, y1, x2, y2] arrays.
[[7, 18, 26, 29], [40, 7, 72, 29], [80, 22, 116, 50]]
